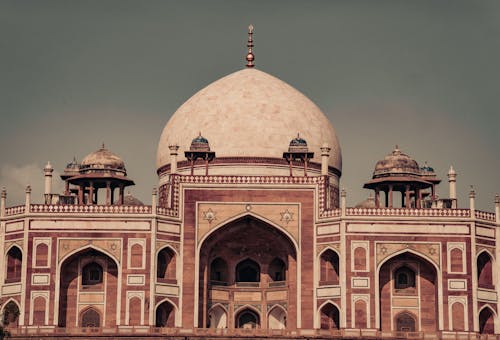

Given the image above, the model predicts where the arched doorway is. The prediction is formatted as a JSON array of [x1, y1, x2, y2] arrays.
[[236, 308, 259, 329], [479, 306, 495, 334], [2, 301, 20, 327], [268, 306, 286, 329], [155, 300, 175, 327], [379, 252, 437, 332], [157, 247, 177, 283], [80, 307, 100, 327], [208, 305, 227, 328], [319, 302, 340, 329], [58, 248, 118, 327], [395, 311, 416, 332], [199, 215, 297, 329], [5, 246, 22, 283], [319, 249, 339, 285], [477, 251, 494, 288]]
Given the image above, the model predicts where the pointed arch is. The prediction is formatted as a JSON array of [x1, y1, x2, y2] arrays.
[[235, 305, 260, 329], [80, 307, 101, 327], [478, 305, 496, 334], [154, 297, 178, 328], [376, 250, 440, 332], [318, 300, 340, 330], [210, 257, 229, 284], [268, 304, 287, 329], [5, 245, 23, 283], [58, 244, 120, 269], [318, 248, 339, 285], [394, 311, 417, 332], [2, 299, 20, 327], [236, 258, 260, 282], [268, 257, 286, 282], [450, 301, 466, 331], [157, 245, 177, 282], [198, 212, 299, 253], [477, 250, 495, 288]]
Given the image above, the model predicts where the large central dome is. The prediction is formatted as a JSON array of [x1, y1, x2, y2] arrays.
[[156, 68, 342, 172]]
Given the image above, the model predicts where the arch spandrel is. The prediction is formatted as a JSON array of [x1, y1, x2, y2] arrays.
[[4, 240, 24, 253], [476, 246, 496, 260], [376, 242, 440, 268], [316, 243, 340, 257], [155, 240, 180, 254], [58, 239, 122, 264], [197, 202, 299, 245]]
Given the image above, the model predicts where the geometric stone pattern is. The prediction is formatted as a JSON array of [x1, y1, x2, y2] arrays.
[[376, 242, 440, 268]]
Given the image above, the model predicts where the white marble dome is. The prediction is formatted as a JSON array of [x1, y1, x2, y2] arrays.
[[156, 68, 342, 173]]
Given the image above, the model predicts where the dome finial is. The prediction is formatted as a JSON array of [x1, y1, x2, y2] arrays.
[[101, 142, 105, 150], [246, 24, 255, 68]]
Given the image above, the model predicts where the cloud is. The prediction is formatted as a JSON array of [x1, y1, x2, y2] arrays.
[[0, 163, 63, 206]]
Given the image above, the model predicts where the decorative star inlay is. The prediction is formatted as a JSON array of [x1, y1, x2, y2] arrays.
[[110, 243, 117, 251], [245, 204, 252, 212], [280, 209, 294, 224], [202, 208, 217, 224], [380, 246, 388, 255], [428, 247, 436, 255]]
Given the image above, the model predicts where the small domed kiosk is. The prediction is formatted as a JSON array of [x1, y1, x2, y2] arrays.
[[62, 144, 134, 205], [363, 146, 440, 208]]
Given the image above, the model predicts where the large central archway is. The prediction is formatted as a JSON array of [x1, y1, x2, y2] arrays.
[[58, 248, 119, 327], [198, 215, 297, 329], [378, 252, 438, 332]]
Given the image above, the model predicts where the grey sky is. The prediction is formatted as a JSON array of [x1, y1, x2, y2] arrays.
[[0, 0, 499, 210]]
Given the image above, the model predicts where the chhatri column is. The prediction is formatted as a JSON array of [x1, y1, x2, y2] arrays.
[[375, 188, 380, 208], [405, 185, 411, 208], [388, 184, 394, 208], [88, 181, 94, 205], [119, 184, 124, 205], [106, 181, 111, 205]]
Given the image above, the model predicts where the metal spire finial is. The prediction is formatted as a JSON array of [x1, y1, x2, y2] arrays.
[[246, 25, 255, 68]]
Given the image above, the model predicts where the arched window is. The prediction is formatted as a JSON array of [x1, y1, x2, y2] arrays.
[[5, 246, 22, 283], [236, 309, 259, 329], [35, 243, 49, 267], [82, 262, 103, 287], [395, 311, 416, 332], [477, 252, 494, 288], [130, 243, 143, 268], [450, 248, 463, 273], [451, 302, 465, 331], [128, 297, 142, 326], [157, 247, 176, 283], [268, 258, 286, 282], [236, 259, 260, 283], [320, 249, 339, 285], [2, 301, 20, 327], [394, 266, 416, 291], [320, 303, 340, 330], [33, 296, 46, 325], [210, 257, 228, 284], [353, 247, 367, 271], [81, 308, 100, 327]]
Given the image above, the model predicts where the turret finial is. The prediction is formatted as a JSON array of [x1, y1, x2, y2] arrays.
[[246, 25, 255, 68]]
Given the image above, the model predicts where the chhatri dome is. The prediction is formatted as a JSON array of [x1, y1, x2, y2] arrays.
[[156, 26, 341, 175], [81, 144, 126, 174]]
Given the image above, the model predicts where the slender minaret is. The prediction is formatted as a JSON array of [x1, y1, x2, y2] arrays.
[[448, 166, 457, 208], [341, 188, 346, 216], [152, 187, 157, 211], [1, 187, 6, 217], [44, 161, 54, 196], [469, 186, 475, 212], [495, 194, 499, 224], [246, 25, 255, 68], [320, 143, 331, 176], [169, 145, 179, 174]]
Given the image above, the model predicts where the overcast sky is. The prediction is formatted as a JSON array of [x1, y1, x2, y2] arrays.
[[1, 0, 499, 210]]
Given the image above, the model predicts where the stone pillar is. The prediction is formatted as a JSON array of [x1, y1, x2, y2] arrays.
[[469, 187, 475, 212], [495, 194, 499, 224], [375, 188, 380, 208], [1, 187, 6, 217], [320, 143, 330, 176], [25, 185, 31, 211], [43, 161, 53, 196], [169, 144, 179, 174], [78, 185, 84, 204]]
